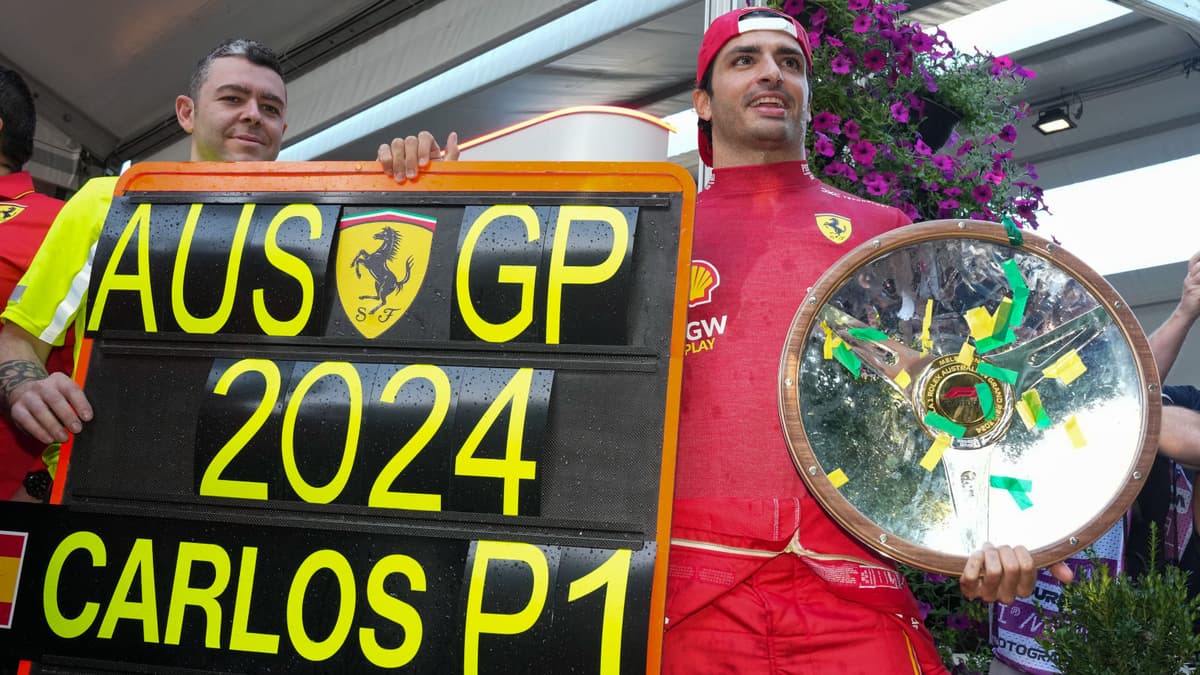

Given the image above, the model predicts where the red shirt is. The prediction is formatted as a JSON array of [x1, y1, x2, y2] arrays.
[[0, 171, 68, 497], [676, 161, 910, 500]]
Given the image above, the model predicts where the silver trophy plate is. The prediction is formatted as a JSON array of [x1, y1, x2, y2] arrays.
[[779, 221, 1160, 573]]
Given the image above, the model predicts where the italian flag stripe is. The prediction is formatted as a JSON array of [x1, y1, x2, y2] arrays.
[[340, 209, 437, 231]]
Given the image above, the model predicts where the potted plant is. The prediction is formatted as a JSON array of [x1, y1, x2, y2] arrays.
[[1034, 526, 1200, 674], [770, 0, 1048, 226]]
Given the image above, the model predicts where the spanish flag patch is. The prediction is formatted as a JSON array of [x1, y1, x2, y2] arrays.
[[0, 530, 29, 628]]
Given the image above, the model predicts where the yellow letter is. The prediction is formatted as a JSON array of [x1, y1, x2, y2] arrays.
[[44, 531, 106, 639], [253, 204, 321, 336], [360, 554, 426, 668], [286, 549, 355, 662], [98, 538, 160, 643], [89, 202, 157, 332], [463, 541, 548, 675], [230, 547, 281, 654], [545, 206, 630, 344], [171, 203, 253, 334], [164, 542, 231, 647], [456, 205, 539, 342]]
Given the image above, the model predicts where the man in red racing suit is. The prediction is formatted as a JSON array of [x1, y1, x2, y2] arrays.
[[662, 8, 1071, 674]]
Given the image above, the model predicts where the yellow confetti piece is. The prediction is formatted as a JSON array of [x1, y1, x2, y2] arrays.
[[1044, 350, 1088, 385], [1015, 399, 1036, 430], [894, 370, 911, 388], [828, 468, 849, 488], [919, 433, 952, 471], [920, 299, 935, 354], [956, 341, 976, 367], [1065, 415, 1087, 449], [964, 306, 995, 340], [822, 322, 837, 360]]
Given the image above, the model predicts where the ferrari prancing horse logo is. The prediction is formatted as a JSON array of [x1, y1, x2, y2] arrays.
[[336, 209, 436, 338], [816, 213, 852, 244], [0, 202, 27, 224]]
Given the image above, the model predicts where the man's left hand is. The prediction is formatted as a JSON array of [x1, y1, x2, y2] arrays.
[[377, 131, 459, 182], [959, 543, 1073, 604]]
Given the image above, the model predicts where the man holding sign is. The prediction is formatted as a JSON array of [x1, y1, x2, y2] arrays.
[[664, 8, 1070, 672], [0, 38, 455, 489]]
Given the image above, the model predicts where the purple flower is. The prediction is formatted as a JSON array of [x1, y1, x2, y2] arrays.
[[1015, 65, 1037, 80], [990, 55, 1014, 77], [807, 31, 822, 49], [890, 102, 910, 123], [955, 140, 974, 157], [810, 7, 829, 30], [813, 111, 842, 134], [999, 124, 1018, 143], [914, 138, 932, 156], [895, 49, 913, 75], [984, 169, 1006, 185], [943, 186, 962, 197], [824, 162, 847, 178], [825, 35, 843, 47], [910, 29, 934, 53], [1026, 163, 1039, 181], [899, 202, 921, 220], [982, 134, 999, 145], [972, 184, 994, 203], [843, 119, 861, 140], [919, 66, 938, 93], [864, 172, 890, 196], [851, 140, 877, 166], [932, 155, 954, 172], [853, 13, 874, 33], [831, 54, 853, 74], [782, 0, 805, 14], [917, 600, 932, 620], [937, 199, 959, 217], [847, 0, 870, 10], [814, 133, 836, 157], [862, 49, 887, 72], [947, 613, 972, 631]]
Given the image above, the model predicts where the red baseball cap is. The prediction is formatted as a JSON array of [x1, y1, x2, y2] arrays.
[[696, 7, 811, 167]]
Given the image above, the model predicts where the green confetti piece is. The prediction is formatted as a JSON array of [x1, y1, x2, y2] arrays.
[[1008, 292, 1027, 329], [975, 383, 996, 421], [847, 327, 891, 342], [924, 411, 967, 438], [977, 361, 1018, 384], [833, 343, 862, 378], [990, 475, 1034, 510], [1001, 259, 1029, 296], [1002, 215, 1024, 246], [975, 329, 1016, 354]]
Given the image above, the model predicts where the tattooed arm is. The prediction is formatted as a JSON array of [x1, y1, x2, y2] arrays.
[[0, 322, 92, 444]]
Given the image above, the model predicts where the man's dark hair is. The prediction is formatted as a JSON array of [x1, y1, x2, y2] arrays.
[[188, 39, 284, 99], [0, 66, 36, 172]]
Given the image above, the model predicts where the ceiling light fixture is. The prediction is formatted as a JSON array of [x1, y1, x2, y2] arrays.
[[1034, 106, 1077, 135]]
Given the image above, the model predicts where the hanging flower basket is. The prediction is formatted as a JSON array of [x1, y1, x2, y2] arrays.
[[772, 0, 1048, 226]]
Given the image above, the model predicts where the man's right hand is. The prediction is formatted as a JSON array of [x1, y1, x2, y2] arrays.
[[1, 366, 92, 445]]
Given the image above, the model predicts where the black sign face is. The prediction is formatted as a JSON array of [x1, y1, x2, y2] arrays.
[[0, 504, 654, 673], [0, 163, 693, 674]]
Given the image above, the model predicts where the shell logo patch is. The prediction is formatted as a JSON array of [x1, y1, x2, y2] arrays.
[[0, 202, 27, 224], [816, 213, 852, 244], [336, 209, 436, 338], [689, 260, 720, 307]]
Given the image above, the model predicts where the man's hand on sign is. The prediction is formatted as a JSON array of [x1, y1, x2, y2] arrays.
[[0, 323, 93, 445], [378, 131, 460, 182], [958, 542, 1073, 605]]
